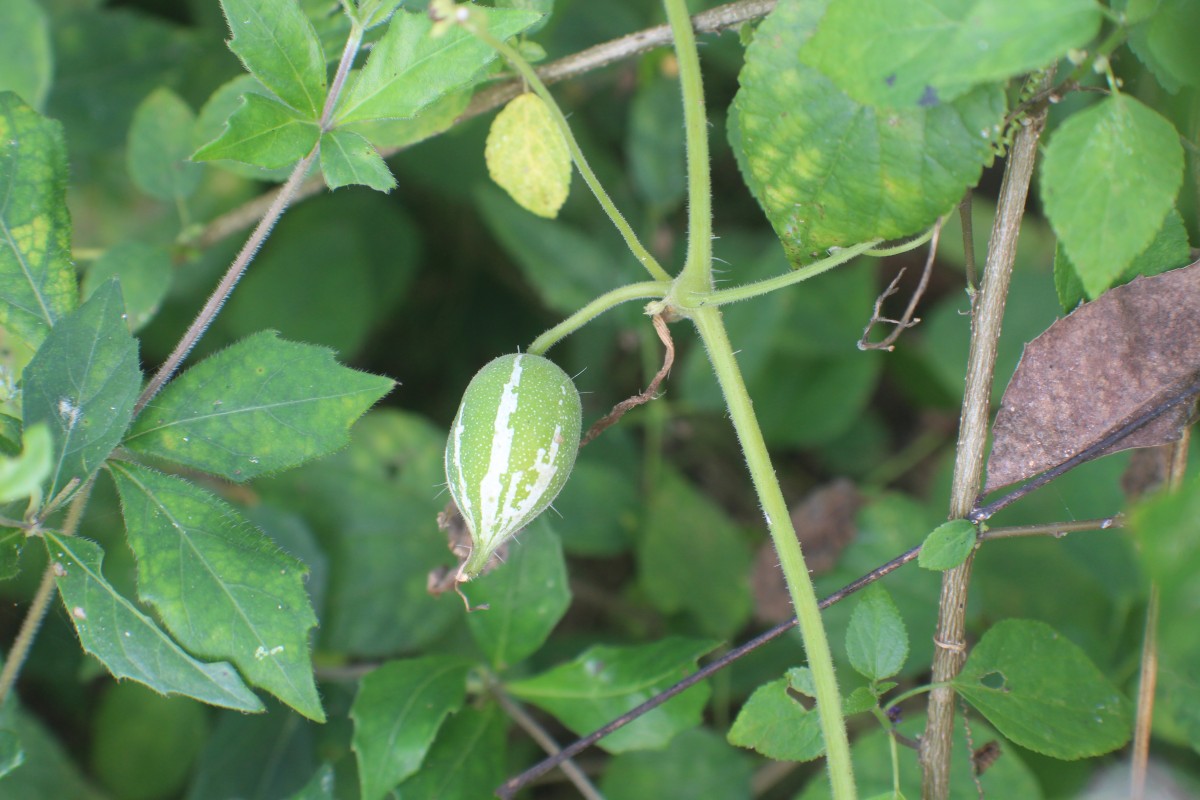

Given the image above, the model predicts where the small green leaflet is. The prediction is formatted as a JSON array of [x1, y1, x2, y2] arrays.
[[127, 88, 203, 201], [111, 462, 324, 721], [918, 519, 977, 571], [1040, 94, 1184, 299], [193, 92, 320, 169], [22, 281, 140, 501], [219, 0, 327, 118], [844, 584, 909, 681], [350, 656, 473, 800], [125, 331, 394, 482], [800, 0, 1100, 108], [506, 637, 716, 753], [43, 532, 264, 712], [465, 519, 571, 670], [335, 7, 543, 124], [953, 619, 1132, 759], [81, 241, 173, 332], [319, 128, 396, 192], [728, 678, 824, 761], [0, 93, 78, 350]]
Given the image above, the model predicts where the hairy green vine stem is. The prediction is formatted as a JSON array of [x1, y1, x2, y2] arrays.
[[921, 71, 1055, 800], [527, 281, 669, 355]]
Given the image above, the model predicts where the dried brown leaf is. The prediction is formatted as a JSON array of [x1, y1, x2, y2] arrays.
[[985, 260, 1200, 494]]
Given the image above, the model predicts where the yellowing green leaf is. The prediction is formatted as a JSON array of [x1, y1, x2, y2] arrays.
[[485, 93, 571, 219], [0, 424, 51, 505]]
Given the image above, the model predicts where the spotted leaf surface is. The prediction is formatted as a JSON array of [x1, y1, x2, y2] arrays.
[[485, 93, 571, 218], [445, 353, 581, 579]]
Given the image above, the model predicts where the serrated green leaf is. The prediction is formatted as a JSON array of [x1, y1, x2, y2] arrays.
[[127, 87, 203, 201], [0, 424, 50, 505], [842, 686, 877, 715], [1040, 94, 1184, 298], [219, 0, 326, 118], [1053, 208, 1192, 310], [506, 637, 716, 753], [193, 92, 319, 169], [194, 75, 294, 182], [787, 666, 816, 697], [466, 519, 570, 670], [953, 619, 1132, 758], [602, 728, 754, 800], [637, 469, 752, 638], [110, 462, 324, 721], [485, 93, 571, 218], [344, 86, 471, 151], [730, 0, 1005, 265], [845, 585, 909, 681], [125, 331, 393, 482], [335, 7, 542, 125], [393, 704, 508, 800], [918, 519, 977, 571], [0, 93, 77, 350], [801, 0, 1100, 108], [89, 682, 207, 800], [728, 678, 824, 761], [22, 281, 140, 500], [82, 242, 173, 332], [1129, 0, 1200, 92], [351, 656, 473, 800], [0, 0, 51, 111], [42, 532, 264, 711], [319, 128, 396, 191]]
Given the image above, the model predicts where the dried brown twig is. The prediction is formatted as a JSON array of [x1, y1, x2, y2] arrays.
[[580, 314, 674, 446], [858, 216, 944, 352]]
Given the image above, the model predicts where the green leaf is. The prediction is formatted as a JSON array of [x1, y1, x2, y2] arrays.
[[22, 281, 140, 500], [127, 87, 203, 201], [506, 637, 717, 753], [344, 87, 471, 151], [801, 0, 1101, 108], [1129, 0, 1200, 92], [637, 469, 752, 638], [0, 0, 52, 111], [193, 75, 293, 182], [918, 519, 977, 571], [485, 93, 571, 219], [42, 532, 264, 711], [730, 0, 1005, 265], [89, 682, 207, 800], [796, 712, 1042, 799], [466, 519, 571, 670], [0, 93, 77, 350], [335, 7, 542, 125], [727, 677, 825, 761], [193, 92, 319, 169], [0, 424, 51, 505], [475, 184, 627, 314], [288, 764, 335, 800], [842, 685, 877, 715], [0, 700, 102, 800], [953, 619, 1132, 758], [110, 462, 324, 721], [1040, 94, 1185, 298], [393, 704, 508, 800], [219, 0, 326, 118], [1053, 208, 1192, 310], [186, 704, 317, 799], [845, 585, 909, 681], [351, 656, 473, 800], [257, 410, 460, 656], [0, 412, 20, 455], [0, 729, 21, 779], [82, 242, 173, 332], [319, 128, 396, 191], [0, 527, 21, 581], [627, 71, 686, 211], [601, 727, 754, 800], [125, 331, 393, 482]]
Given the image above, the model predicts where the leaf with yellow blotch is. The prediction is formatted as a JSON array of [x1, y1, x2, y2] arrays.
[[485, 93, 571, 219]]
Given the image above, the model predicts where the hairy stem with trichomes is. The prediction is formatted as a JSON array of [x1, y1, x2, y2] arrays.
[[661, 0, 855, 795]]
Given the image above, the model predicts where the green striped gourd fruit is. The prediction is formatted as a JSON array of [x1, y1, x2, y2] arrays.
[[445, 353, 582, 580]]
